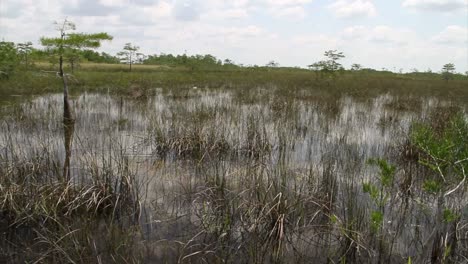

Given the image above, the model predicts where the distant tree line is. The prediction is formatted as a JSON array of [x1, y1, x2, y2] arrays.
[[81, 50, 120, 64], [1, 38, 467, 81], [143, 53, 240, 70]]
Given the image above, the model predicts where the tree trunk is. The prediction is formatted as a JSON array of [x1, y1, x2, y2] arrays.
[[60, 54, 75, 180], [60, 55, 74, 122], [63, 117, 75, 180]]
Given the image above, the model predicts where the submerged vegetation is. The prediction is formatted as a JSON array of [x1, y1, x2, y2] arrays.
[[0, 21, 467, 264], [0, 88, 466, 263]]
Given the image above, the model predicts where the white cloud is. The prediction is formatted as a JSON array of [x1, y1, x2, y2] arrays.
[[232, 0, 250, 7], [432, 25, 468, 44], [328, 0, 377, 18], [213, 8, 249, 19], [99, 0, 126, 7], [402, 0, 467, 12], [225, 25, 264, 38], [144, 1, 173, 19], [336, 25, 466, 71], [293, 35, 340, 47], [0, 0, 63, 44], [262, 0, 313, 7], [63, 0, 120, 16], [169, 0, 254, 21], [144, 23, 265, 45], [173, 0, 201, 21], [340, 25, 416, 45], [270, 6, 307, 19], [0, 0, 23, 18], [370, 26, 415, 45], [341, 25, 367, 39], [259, 0, 312, 19]]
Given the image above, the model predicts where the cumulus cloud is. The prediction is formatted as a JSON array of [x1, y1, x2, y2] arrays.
[[370, 26, 414, 45], [173, 0, 201, 21], [1, 0, 467, 72], [170, 0, 251, 21], [0, 0, 23, 18], [432, 25, 468, 44], [232, 0, 250, 7], [220, 8, 249, 19], [63, 0, 120, 16], [327, 24, 456, 72], [340, 25, 415, 45], [262, 0, 313, 6], [341, 25, 367, 39], [270, 6, 307, 19], [402, 0, 467, 12], [259, 0, 312, 19], [99, 0, 160, 7], [203, 7, 249, 20], [293, 34, 340, 47], [144, 1, 173, 18], [225, 25, 264, 39], [130, 0, 158, 6], [328, 0, 377, 18], [117, 1, 172, 25], [143, 23, 265, 44]]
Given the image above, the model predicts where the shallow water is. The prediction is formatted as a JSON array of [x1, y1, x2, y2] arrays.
[[0, 91, 445, 179], [0, 89, 466, 262]]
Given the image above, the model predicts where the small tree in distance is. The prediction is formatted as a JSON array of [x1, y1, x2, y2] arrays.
[[441, 63, 455, 81], [16, 41, 33, 69], [64, 48, 81, 73], [266, 60, 279, 68], [324, 50, 345, 72], [308, 61, 327, 71], [351, 63, 362, 71], [118, 43, 140, 72], [308, 50, 345, 80]]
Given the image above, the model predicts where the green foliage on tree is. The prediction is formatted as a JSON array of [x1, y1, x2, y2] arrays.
[[81, 50, 120, 64], [64, 48, 81, 73], [351, 63, 362, 71], [324, 50, 345, 72], [40, 19, 113, 76], [0, 41, 18, 79], [40, 19, 113, 122], [308, 50, 345, 79], [266, 60, 279, 68], [143, 53, 233, 70]]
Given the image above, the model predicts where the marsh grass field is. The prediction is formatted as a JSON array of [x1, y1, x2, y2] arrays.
[[0, 65, 467, 263]]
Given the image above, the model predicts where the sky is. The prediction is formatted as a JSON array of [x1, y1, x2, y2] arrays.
[[1, 0, 467, 72]]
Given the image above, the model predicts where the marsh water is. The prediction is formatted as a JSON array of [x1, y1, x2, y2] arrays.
[[1, 88, 467, 262], [0, 91, 433, 169]]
